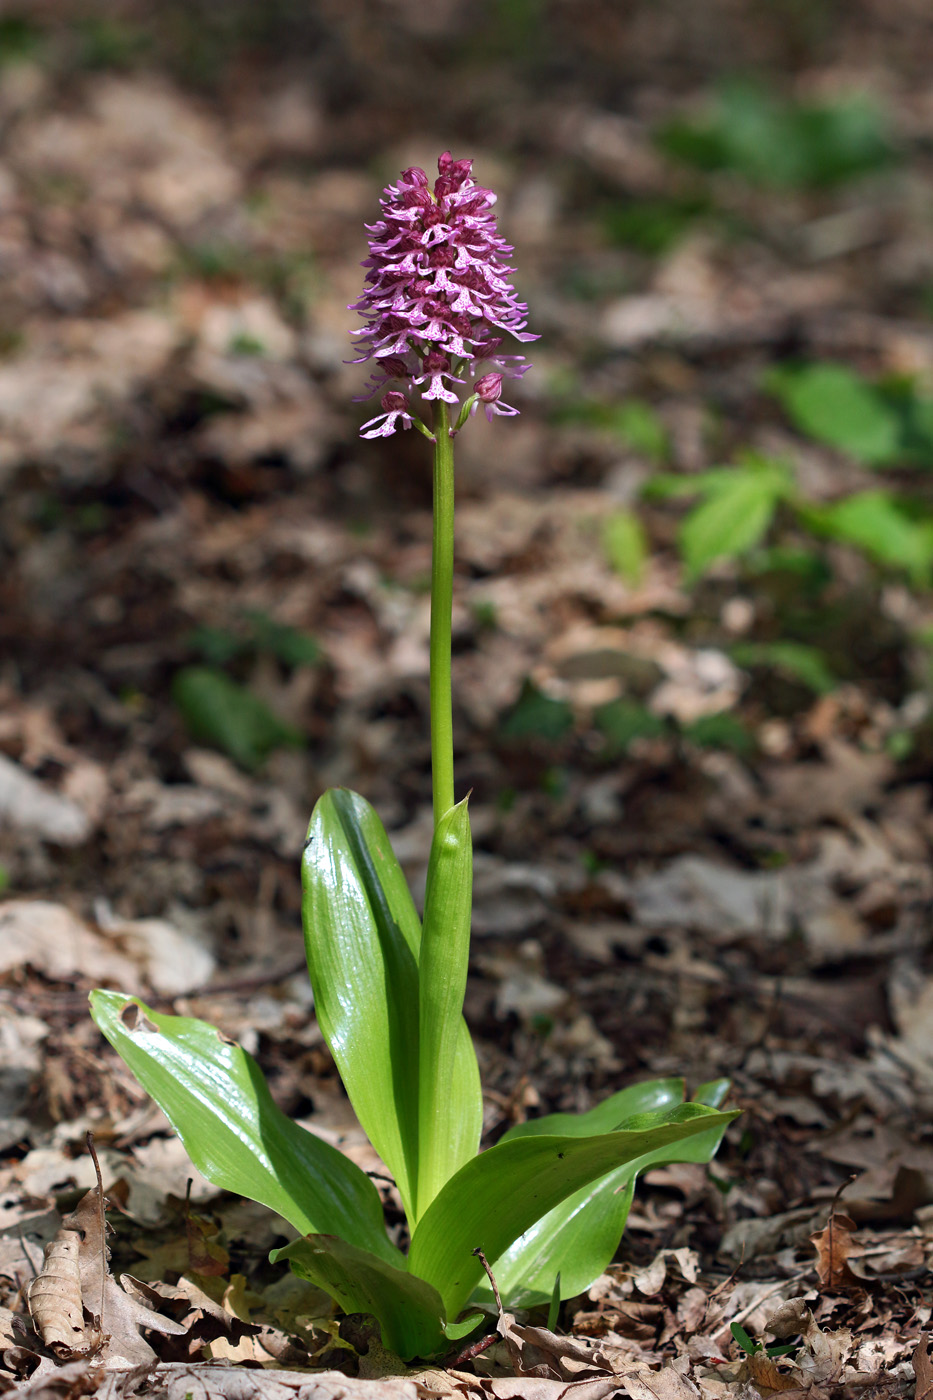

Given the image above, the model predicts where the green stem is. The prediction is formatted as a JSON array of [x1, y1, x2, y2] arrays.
[[430, 402, 455, 828]]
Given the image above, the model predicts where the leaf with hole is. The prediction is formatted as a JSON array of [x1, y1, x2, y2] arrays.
[[89, 991, 399, 1263]]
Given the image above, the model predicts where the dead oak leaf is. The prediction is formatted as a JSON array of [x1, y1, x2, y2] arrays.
[[809, 1212, 861, 1290], [29, 1184, 188, 1368], [740, 1354, 800, 1394], [915, 1334, 933, 1400]]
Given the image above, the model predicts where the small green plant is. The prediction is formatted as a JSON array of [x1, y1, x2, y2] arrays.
[[554, 396, 670, 462], [501, 679, 574, 742], [602, 194, 714, 256], [172, 668, 304, 771], [595, 698, 666, 755], [227, 331, 266, 357], [731, 1321, 798, 1360], [74, 17, 151, 70], [0, 14, 41, 64], [768, 361, 933, 468], [644, 445, 933, 589], [658, 81, 892, 188], [731, 641, 837, 696], [92, 154, 737, 1362], [644, 452, 794, 581], [173, 612, 320, 768]]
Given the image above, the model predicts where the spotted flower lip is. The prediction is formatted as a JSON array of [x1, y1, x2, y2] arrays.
[[350, 152, 537, 435], [360, 391, 414, 439]]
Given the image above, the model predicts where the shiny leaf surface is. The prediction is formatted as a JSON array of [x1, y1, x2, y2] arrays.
[[301, 788, 422, 1219], [416, 798, 482, 1218], [89, 991, 400, 1264], [486, 1078, 732, 1306], [409, 1102, 739, 1320]]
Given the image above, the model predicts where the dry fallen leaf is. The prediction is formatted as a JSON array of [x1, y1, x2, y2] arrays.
[[28, 1173, 190, 1369], [740, 1353, 799, 1393], [27, 1228, 89, 1358], [810, 1212, 862, 1291], [914, 1334, 933, 1400]]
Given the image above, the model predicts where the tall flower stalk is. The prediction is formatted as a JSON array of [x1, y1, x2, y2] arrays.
[[349, 151, 538, 827], [430, 402, 456, 825]]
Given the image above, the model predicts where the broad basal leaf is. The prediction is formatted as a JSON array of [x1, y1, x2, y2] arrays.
[[89, 991, 400, 1265], [302, 788, 422, 1220], [274, 1236, 480, 1362], [485, 1078, 731, 1308], [409, 1102, 739, 1321], [416, 798, 482, 1220]]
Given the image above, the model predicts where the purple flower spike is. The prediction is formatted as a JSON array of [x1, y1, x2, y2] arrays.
[[350, 152, 537, 437]]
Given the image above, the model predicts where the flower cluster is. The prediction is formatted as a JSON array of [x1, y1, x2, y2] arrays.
[[351, 152, 537, 439]]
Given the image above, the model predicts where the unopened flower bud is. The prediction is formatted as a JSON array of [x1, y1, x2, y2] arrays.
[[473, 373, 503, 403]]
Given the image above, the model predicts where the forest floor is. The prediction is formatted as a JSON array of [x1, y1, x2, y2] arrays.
[[0, 3, 932, 1398]]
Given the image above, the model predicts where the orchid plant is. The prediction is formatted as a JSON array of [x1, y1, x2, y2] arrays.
[[91, 154, 738, 1362]]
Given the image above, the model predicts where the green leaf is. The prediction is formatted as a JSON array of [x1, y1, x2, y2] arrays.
[[769, 363, 901, 465], [187, 625, 247, 667], [273, 1235, 479, 1361], [658, 83, 891, 188], [613, 401, 670, 461], [815, 490, 933, 583], [484, 1079, 681, 1308], [603, 197, 711, 257], [603, 510, 648, 586], [594, 698, 666, 755], [681, 713, 755, 756], [88, 991, 400, 1264], [486, 1079, 732, 1308], [547, 1273, 561, 1331], [247, 611, 321, 668], [731, 1321, 759, 1355], [416, 798, 482, 1220], [172, 666, 303, 770], [679, 462, 787, 579], [302, 788, 422, 1222], [731, 641, 837, 696], [641, 469, 735, 502], [501, 681, 573, 742], [408, 1103, 739, 1322]]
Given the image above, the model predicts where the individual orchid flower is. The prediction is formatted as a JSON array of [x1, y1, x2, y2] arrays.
[[470, 372, 519, 422], [360, 391, 415, 438]]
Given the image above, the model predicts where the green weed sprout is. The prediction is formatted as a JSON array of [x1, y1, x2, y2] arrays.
[[91, 154, 738, 1362]]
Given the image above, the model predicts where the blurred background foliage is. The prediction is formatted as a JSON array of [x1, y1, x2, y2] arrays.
[[4, 0, 933, 790]]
